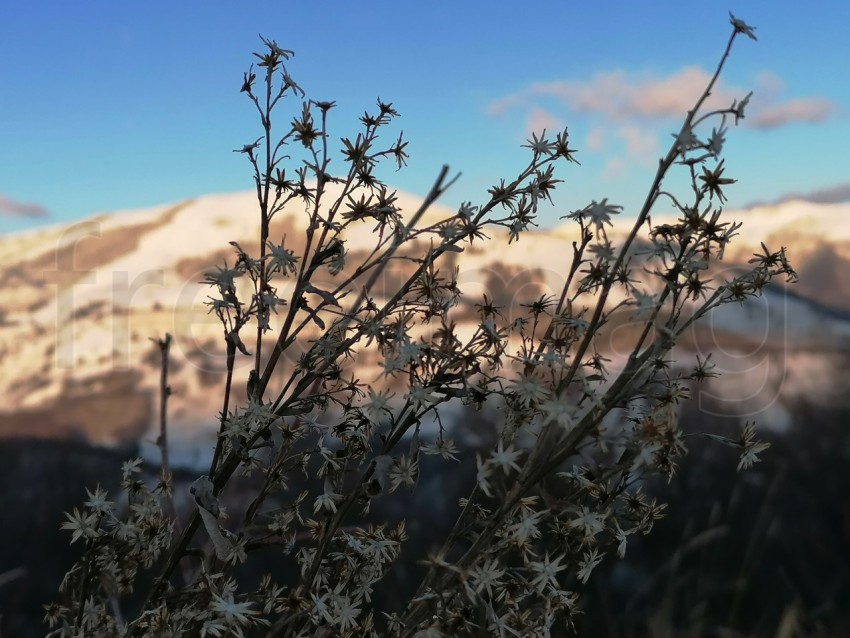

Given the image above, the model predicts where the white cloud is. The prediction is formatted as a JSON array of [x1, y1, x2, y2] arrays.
[[525, 107, 563, 135], [616, 125, 658, 163], [755, 70, 784, 99], [746, 181, 850, 208], [748, 98, 837, 129], [489, 67, 740, 121], [0, 194, 48, 218], [487, 93, 523, 117], [602, 157, 627, 180], [488, 67, 837, 131], [585, 126, 606, 152]]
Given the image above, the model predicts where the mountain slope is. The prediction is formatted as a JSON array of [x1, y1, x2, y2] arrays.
[[0, 189, 847, 452]]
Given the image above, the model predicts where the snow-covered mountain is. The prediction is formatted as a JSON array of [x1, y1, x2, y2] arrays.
[[1, 188, 848, 457]]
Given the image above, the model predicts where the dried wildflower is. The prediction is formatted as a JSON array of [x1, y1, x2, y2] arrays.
[[83, 486, 113, 515], [707, 125, 727, 157], [489, 440, 522, 475], [527, 552, 567, 592], [467, 557, 506, 599], [523, 131, 556, 157], [210, 591, 260, 625], [540, 395, 578, 430], [266, 238, 299, 275], [569, 505, 607, 542], [577, 547, 604, 583], [120, 457, 143, 480], [389, 456, 419, 492], [507, 508, 545, 548], [737, 421, 771, 471], [420, 437, 460, 462], [729, 12, 758, 41], [476, 453, 495, 497], [569, 198, 623, 231], [52, 21, 795, 637], [61, 508, 100, 545], [364, 387, 394, 424], [509, 374, 548, 407], [733, 91, 753, 124], [699, 159, 737, 202]]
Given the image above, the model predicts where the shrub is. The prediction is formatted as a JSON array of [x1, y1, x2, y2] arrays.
[[49, 14, 797, 637]]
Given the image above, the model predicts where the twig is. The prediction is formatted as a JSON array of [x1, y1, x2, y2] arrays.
[[152, 334, 178, 527]]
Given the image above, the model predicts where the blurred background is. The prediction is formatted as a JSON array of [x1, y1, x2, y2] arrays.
[[1, 2, 849, 635]]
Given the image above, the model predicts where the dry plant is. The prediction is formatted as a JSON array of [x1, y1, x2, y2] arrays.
[[48, 13, 797, 637]]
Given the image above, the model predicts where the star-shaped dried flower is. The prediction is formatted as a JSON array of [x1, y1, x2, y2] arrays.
[[729, 13, 757, 41], [699, 159, 736, 202]]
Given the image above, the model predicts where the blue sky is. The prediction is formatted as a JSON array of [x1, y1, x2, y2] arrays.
[[1, 1, 847, 234]]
